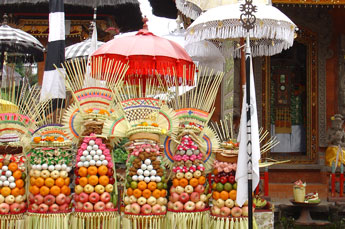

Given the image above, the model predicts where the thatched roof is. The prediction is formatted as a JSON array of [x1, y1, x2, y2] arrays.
[[0, 2, 143, 32]]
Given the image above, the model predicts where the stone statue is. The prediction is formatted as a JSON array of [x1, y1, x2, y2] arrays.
[[325, 114, 345, 167]]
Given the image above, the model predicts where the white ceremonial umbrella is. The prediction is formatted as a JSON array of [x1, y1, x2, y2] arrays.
[[185, 1, 296, 228]]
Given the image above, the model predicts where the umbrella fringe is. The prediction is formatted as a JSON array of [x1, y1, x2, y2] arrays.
[[175, 0, 201, 20]]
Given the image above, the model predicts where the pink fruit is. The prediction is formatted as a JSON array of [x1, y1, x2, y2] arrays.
[[130, 203, 141, 214], [83, 202, 93, 211], [79, 193, 89, 203], [89, 192, 100, 204], [152, 204, 162, 214], [19, 202, 26, 211], [56, 194, 66, 205], [105, 202, 114, 210], [190, 192, 200, 203], [29, 193, 35, 203], [100, 192, 111, 203], [75, 202, 83, 210], [65, 196, 71, 204], [141, 204, 152, 214], [211, 206, 220, 215], [74, 194, 80, 202], [220, 207, 231, 217], [38, 204, 49, 212], [49, 204, 60, 212], [173, 201, 184, 211], [179, 193, 189, 203], [59, 204, 69, 211], [94, 202, 106, 211], [29, 204, 38, 211], [169, 192, 180, 203], [242, 206, 249, 216], [44, 195, 55, 206], [10, 203, 21, 213], [231, 207, 243, 217], [170, 186, 176, 193], [184, 201, 196, 211], [167, 201, 174, 209], [34, 194, 44, 205], [0, 203, 10, 213], [195, 201, 205, 210], [194, 185, 205, 194]]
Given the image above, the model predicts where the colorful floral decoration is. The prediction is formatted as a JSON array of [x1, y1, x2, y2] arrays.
[[163, 69, 224, 229], [62, 58, 127, 229], [103, 82, 178, 229], [0, 87, 41, 229], [26, 100, 74, 228]]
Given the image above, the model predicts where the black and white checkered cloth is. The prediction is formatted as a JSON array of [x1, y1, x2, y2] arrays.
[[0, 24, 44, 62], [65, 39, 104, 60]]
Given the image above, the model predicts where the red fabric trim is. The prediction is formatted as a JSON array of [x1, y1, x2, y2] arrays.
[[167, 208, 210, 213], [210, 213, 248, 219], [124, 212, 166, 216], [28, 209, 72, 214], [74, 208, 118, 213], [0, 209, 26, 215]]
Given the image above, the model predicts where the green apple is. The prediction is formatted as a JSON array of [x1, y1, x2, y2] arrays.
[[216, 183, 224, 192], [232, 183, 237, 190], [157, 182, 164, 190], [131, 181, 138, 189], [163, 183, 168, 189], [125, 182, 130, 189], [224, 183, 232, 192]]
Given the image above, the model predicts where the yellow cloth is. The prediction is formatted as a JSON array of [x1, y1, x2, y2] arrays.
[[325, 146, 345, 167]]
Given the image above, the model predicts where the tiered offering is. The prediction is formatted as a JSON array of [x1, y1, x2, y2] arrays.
[[164, 70, 223, 229], [103, 86, 177, 228], [26, 101, 75, 228], [74, 134, 116, 211]]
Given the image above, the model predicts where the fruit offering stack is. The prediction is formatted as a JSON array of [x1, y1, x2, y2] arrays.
[[0, 156, 26, 214], [28, 147, 73, 213], [168, 135, 209, 212], [211, 160, 249, 217], [74, 135, 116, 212], [124, 139, 168, 215]]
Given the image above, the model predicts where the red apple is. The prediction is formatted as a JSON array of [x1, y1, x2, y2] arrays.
[[75, 202, 83, 210], [44, 195, 55, 206], [167, 201, 174, 210], [38, 204, 49, 212], [49, 204, 59, 212], [169, 192, 180, 203], [59, 204, 69, 211], [173, 201, 184, 211], [29, 204, 38, 211], [195, 185, 205, 194], [184, 201, 196, 211], [228, 176, 235, 184], [89, 192, 100, 204], [152, 204, 162, 214], [231, 207, 242, 217], [0, 203, 10, 213], [79, 193, 89, 203], [141, 204, 152, 214], [179, 193, 189, 203], [195, 201, 205, 210], [83, 202, 93, 211], [65, 196, 71, 204], [109, 177, 115, 185], [220, 177, 228, 184], [10, 203, 21, 213], [34, 194, 44, 205], [220, 207, 231, 217], [56, 194, 66, 205], [190, 192, 200, 203], [105, 202, 114, 210], [100, 192, 111, 203], [107, 168, 114, 177]]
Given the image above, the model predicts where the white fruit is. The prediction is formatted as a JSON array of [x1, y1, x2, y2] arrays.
[[3, 181, 9, 186], [92, 145, 99, 151], [144, 159, 151, 165], [41, 164, 48, 170], [93, 155, 100, 161], [137, 169, 143, 175], [87, 146, 93, 151], [155, 176, 161, 182], [141, 164, 147, 170], [144, 177, 151, 183], [77, 162, 83, 167], [0, 176, 6, 181], [5, 171, 12, 177], [0, 181, 3, 186], [150, 170, 157, 176], [138, 175, 144, 181], [96, 149, 103, 155], [89, 160, 96, 166], [132, 175, 138, 181], [7, 176, 14, 183], [66, 167, 72, 172], [102, 160, 108, 166], [2, 166, 8, 171], [61, 164, 67, 170], [89, 140, 95, 146], [96, 161, 102, 167], [83, 150, 89, 156], [86, 155, 93, 161], [9, 182, 16, 189], [83, 161, 90, 167], [55, 164, 61, 171], [48, 165, 55, 171], [147, 165, 153, 171], [100, 155, 105, 160], [150, 176, 156, 182], [90, 150, 96, 156], [36, 164, 42, 170]]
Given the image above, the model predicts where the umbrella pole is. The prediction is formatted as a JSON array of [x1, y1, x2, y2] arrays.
[[245, 34, 253, 229]]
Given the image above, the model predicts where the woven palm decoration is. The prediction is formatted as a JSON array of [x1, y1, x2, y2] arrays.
[[60, 57, 128, 229], [103, 79, 178, 229], [0, 83, 44, 229], [164, 67, 223, 229]]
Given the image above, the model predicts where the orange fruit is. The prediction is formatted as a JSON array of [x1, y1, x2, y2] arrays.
[[88, 175, 99, 186], [50, 186, 61, 196], [45, 178, 55, 188], [8, 162, 18, 172], [1, 187, 11, 196], [35, 177, 45, 187], [29, 185, 40, 195], [229, 190, 237, 201], [99, 176, 109, 186], [133, 189, 142, 198], [87, 166, 98, 175], [78, 167, 88, 177], [61, 185, 71, 195], [172, 179, 179, 187], [13, 170, 22, 179], [15, 179, 24, 188], [198, 176, 206, 185], [212, 191, 220, 200], [213, 169, 219, 175], [40, 186, 50, 196], [220, 191, 229, 201], [189, 178, 199, 187], [138, 181, 147, 191], [30, 177, 36, 185], [55, 178, 65, 187], [64, 177, 70, 186], [142, 189, 152, 199], [160, 189, 167, 197], [127, 188, 134, 196], [152, 189, 161, 199], [19, 188, 25, 195], [11, 188, 20, 197], [98, 166, 108, 176], [0, 162, 2, 168], [179, 178, 188, 188], [79, 177, 88, 187], [148, 182, 157, 191]]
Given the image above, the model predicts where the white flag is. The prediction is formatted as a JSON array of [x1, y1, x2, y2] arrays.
[[235, 55, 261, 207], [84, 21, 98, 87]]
